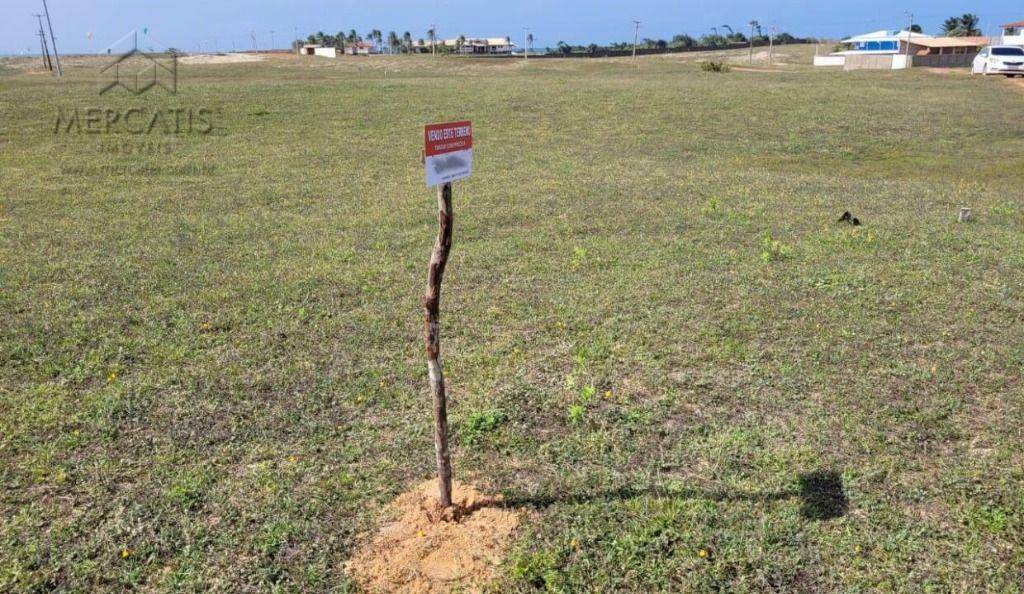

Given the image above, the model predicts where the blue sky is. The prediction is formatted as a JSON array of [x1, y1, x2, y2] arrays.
[[3, 0, 1021, 55]]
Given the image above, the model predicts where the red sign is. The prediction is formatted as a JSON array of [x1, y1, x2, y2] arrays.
[[424, 121, 473, 187], [424, 121, 472, 156]]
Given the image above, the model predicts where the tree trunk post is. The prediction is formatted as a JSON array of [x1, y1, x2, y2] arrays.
[[424, 181, 454, 507]]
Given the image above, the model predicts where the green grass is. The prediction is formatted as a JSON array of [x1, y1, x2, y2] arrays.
[[2, 47, 1023, 592]]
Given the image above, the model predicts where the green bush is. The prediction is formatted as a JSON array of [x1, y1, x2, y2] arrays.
[[700, 60, 730, 72]]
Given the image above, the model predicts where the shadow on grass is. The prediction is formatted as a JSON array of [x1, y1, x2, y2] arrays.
[[503, 469, 848, 522], [797, 470, 848, 520]]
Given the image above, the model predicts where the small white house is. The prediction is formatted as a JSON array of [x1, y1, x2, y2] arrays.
[[815, 29, 988, 69], [314, 46, 337, 58], [1003, 21, 1024, 46], [445, 37, 516, 55], [410, 36, 516, 54], [814, 29, 931, 69], [345, 42, 378, 56]]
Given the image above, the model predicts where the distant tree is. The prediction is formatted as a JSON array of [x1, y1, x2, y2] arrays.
[[942, 13, 981, 36], [557, 40, 572, 54], [388, 31, 400, 53], [347, 29, 360, 44], [671, 34, 695, 48], [700, 33, 727, 47], [910, 24, 923, 33], [456, 35, 466, 53], [721, 24, 734, 36], [403, 31, 413, 52], [655, 39, 668, 50], [587, 43, 600, 55], [775, 32, 797, 44], [526, 32, 534, 52]]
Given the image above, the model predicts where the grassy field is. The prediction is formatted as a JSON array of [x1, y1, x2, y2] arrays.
[[2, 46, 1023, 592]]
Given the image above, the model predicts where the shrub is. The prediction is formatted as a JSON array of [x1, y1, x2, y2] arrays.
[[759, 232, 792, 262], [700, 61, 730, 73]]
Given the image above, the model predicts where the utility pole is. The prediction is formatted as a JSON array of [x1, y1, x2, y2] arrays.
[[904, 12, 913, 68], [41, 0, 61, 76], [251, 30, 258, 52], [33, 14, 53, 71], [769, 26, 776, 64], [632, 20, 641, 59], [270, 30, 275, 50], [523, 27, 529, 60], [749, 21, 756, 63], [294, 25, 299, 54], [430, 24, 436, 57]]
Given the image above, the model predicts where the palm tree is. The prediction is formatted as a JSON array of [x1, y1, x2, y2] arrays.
[[526, 32, 534, 51], [427, 27, 437, 56], [388, 31, 400, 54], [942, 14, 982, 36], [721, 25, 734, 36], [456, 34, 466, 53], [403, 31, 413, 53], [959, 13, 981, 36], [942, 16, 962, 35], [347, 29, 360, 44]]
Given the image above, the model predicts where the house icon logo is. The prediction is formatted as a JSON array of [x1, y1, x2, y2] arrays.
[[99, 31, 177, 95]]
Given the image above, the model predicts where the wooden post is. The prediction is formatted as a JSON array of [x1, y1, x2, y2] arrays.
[[424, 181, 454, 507]]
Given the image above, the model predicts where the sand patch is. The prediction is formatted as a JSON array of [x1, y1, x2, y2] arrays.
[[178, 53, 265, 65], [346, 480, 524, 593]]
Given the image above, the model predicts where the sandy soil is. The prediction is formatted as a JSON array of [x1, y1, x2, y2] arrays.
[[345, 480, 525, 593], [178, 53, 265, 65]]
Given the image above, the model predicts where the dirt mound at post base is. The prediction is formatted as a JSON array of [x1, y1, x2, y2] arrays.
[[345, 480, 523, 593]]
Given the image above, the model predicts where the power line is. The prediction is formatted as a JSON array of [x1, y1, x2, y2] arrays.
[[32, 13, 52, 71], [40, 0, 61, 77]]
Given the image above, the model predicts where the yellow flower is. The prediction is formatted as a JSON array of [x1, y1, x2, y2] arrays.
[[604, 390, 612, 398], [107, 371, 118, 383], [698, 549, 708, 558], [72, 429, 80, 436], [121, 548, 130, 558]]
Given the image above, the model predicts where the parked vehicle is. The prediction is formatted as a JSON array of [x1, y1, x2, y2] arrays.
[[972, 46, 1024, 76]]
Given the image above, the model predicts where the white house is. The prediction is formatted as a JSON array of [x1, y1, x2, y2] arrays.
[[346, 42, 378, 56], [314, 46, 338, 58], [446, 37, 516, 55], [1002, 21, 1024, 46], [814, 30, 930, 69], [410, 36, 516, 55], [814, 29, 988, 69]]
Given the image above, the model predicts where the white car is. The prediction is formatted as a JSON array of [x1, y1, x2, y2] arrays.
[[972, 46, 1024, 76]]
